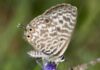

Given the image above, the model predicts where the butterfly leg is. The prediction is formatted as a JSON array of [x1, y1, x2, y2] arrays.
[[35, 58, 43, 67]]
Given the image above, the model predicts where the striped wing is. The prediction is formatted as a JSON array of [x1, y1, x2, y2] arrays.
[[41, 3, 77, 60], [25, 3, 77, 62]]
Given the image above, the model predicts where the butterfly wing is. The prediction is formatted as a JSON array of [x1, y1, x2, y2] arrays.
[[25, 3, 77, 62], [42, 3, 77, 60]]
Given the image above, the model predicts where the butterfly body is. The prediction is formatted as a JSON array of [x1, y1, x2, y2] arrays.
[[24, 3, 77, 63]]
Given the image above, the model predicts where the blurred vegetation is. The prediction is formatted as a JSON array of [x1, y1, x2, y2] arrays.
[[0, 0, 100, 70]]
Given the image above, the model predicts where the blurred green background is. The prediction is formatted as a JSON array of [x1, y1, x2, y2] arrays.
[[0, 0, 100, 70]]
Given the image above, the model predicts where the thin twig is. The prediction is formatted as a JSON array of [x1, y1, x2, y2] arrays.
[[70, 58, 100, 70]]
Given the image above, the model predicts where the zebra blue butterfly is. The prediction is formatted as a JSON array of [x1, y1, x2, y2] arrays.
[[24, 3, 77, 70]]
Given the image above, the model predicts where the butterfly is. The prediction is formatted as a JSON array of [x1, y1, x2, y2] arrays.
[[24, 3, 77, 64]]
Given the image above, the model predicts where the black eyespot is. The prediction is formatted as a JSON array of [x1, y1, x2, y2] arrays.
[[29, 28, 32, 31], [27, 35, 30, 38]]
